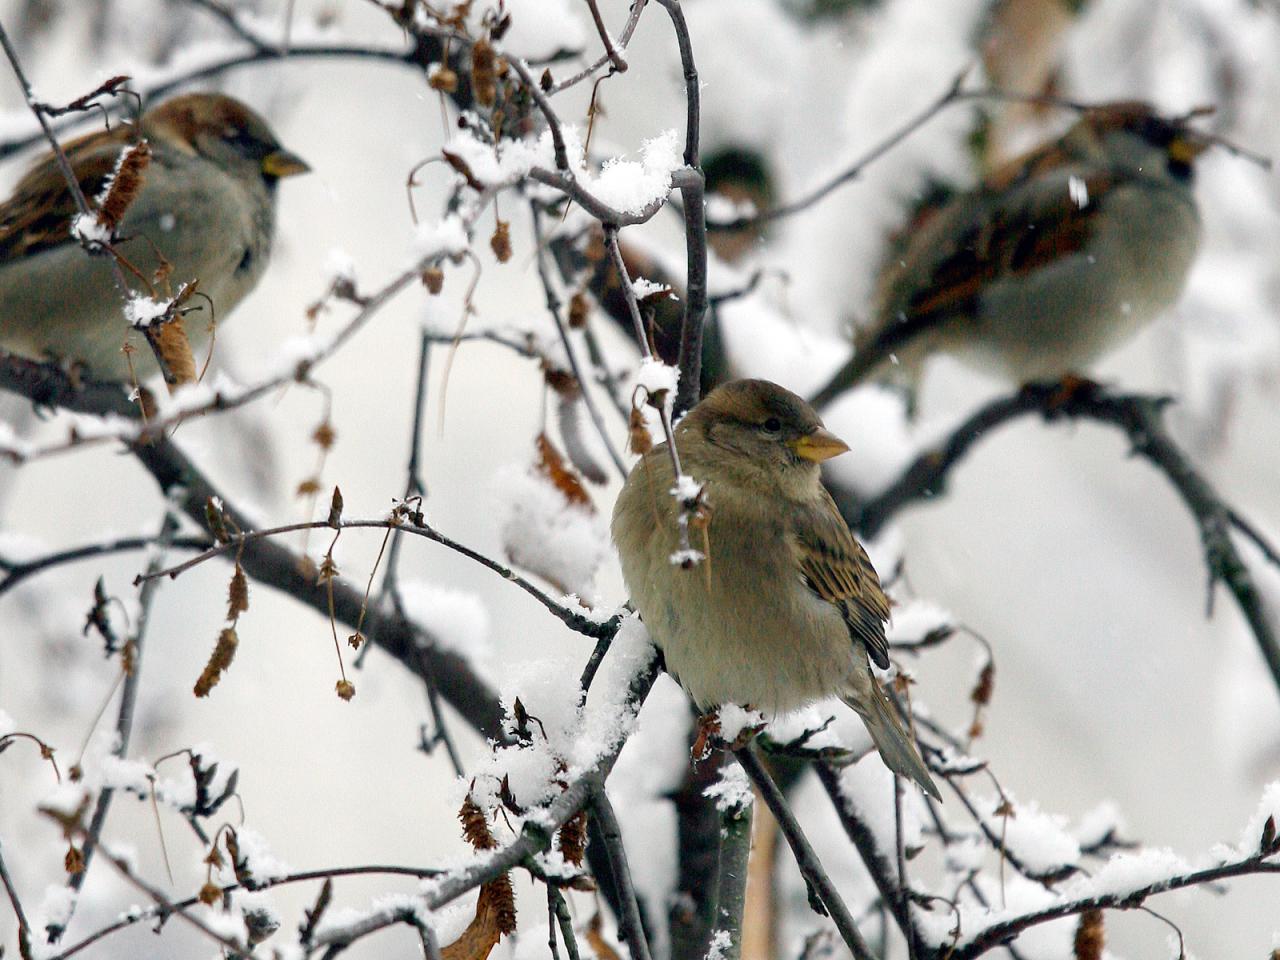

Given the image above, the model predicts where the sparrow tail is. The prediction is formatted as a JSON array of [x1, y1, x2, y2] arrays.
[[841, 688, 941, 801]]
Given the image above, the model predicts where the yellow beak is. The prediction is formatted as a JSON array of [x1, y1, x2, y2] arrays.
[[261, 148, 311, 179], [1168, 134, 1209, 165], [790, 427, 850, 463]]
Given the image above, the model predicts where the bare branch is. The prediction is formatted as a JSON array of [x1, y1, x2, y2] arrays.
[[836, 382, 1280, 701], [590, 784, 655, 960], [734, 745, 878, 960]]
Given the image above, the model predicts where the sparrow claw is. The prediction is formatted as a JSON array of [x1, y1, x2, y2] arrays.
[[691, 708, 766, 760]]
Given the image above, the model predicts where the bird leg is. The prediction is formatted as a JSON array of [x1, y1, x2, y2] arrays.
[[1038, 372, 1103, 411], [691, 707, 766, 760]]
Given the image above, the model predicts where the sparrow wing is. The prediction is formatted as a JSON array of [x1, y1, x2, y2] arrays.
[[0, 127, 132, 264], [790, 489, 892, 669], [869, 165, 1118, 352]]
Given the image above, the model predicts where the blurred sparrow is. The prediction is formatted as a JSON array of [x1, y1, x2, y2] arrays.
[[0, 92, 308, 382], [810, 101, 1207, 410], [612, 379, 939, 798]]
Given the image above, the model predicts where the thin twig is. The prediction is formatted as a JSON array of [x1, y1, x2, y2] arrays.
[[532, 206, 628, 479], [950, 854, 1280, 957], [706, 67, 970, 231], [584, 0, 627, 73], [137, 515, 619, 640], [549, 0, 649, 93], [654, 0, 707, 417], [733, 745, 877, 960], [47, 506, 178, 944], [185, 0, 274, 53], [590, 784, 654, 960], [0, 534, 209, 596], [0, 835, 32, 959]]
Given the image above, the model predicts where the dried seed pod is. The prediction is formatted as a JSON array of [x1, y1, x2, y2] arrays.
[[327, 486, 344, 527], [628, 405, 653, 455], [97, 141, 152, 233], [1073, 908, 1104, 960], [194, 628, 239, 697], [490, 219, 511, 263], [459, 795, 498, 850], [422, 266, 445, 294], [226, 565, 249, 621], [198, 881, 222, 906], [64, 844, 85, 875], [471, 38, 498, 107], [429, 65, 458, 94], [335, 679, 355, 701], [313, 421, 336, 450], [150, 314, 198, 387], [567, 291, 589, 328], [558, 809, 588, 866]]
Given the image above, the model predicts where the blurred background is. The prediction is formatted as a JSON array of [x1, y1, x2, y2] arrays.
[[1, 0, 1279, 957]]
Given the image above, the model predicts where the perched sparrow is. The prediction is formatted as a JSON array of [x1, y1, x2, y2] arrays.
[[612, 379, 938, 798], [0, 92, 308, 382], [810, 101, 1207, 410]]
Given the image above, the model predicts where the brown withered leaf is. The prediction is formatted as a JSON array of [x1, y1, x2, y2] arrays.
[[585, 913, 621, 960], [440, 877, 517, 960], [534, 433, 593, 512], [442, 149, 485, 191]]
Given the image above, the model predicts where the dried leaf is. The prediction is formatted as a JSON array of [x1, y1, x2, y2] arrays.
[[585, 913, 621, 960], [442, 149, 485, 191], [971, 661, 995, 706], [440, 877, 516, 959], [535, 433, 593, 511]]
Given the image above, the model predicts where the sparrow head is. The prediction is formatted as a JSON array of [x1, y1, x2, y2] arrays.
[[1073, 101, 1209, 183], [143, 93, 310, 185], [679, 379, 849, 489]]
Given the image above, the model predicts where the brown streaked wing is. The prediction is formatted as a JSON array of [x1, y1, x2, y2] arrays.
[[0, 127, 132, 264], [791, 488, 892, 669], [898, 168, 1115, 328]]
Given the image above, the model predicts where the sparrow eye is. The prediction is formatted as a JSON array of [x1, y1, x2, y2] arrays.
[[762, 417, 782, 433]]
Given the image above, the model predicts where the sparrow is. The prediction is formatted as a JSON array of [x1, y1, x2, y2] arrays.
[[0, 92, 309, 383], [611, 378, 939, 798], [810, 101, 1207, 410]]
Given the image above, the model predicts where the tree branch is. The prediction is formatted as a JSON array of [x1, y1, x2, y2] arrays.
[[733, 745, 877, 960]]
